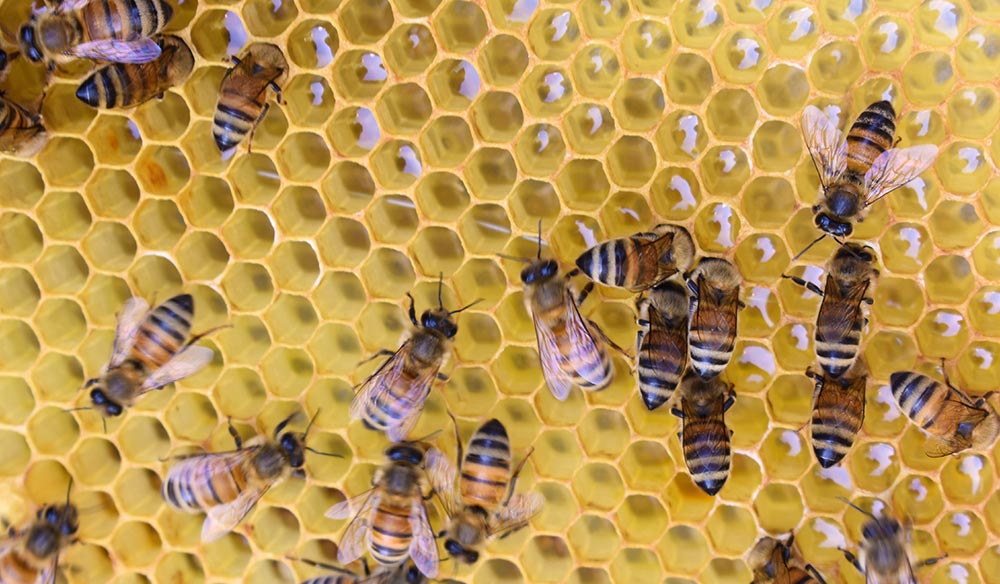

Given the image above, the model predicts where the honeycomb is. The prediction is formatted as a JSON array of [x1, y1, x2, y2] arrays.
[[2, 0, 1000, 582]]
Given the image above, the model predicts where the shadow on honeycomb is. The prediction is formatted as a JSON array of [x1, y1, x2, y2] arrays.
[[2, 0, 1000, 582]]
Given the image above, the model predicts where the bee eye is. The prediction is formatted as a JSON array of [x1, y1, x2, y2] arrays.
[[862, 525, 876, 539], [521, 267, 534, 284], [280, 434, 297, 452], [445, 540, 463, 555], [45, 508, 58, 523], [465, 550, 479, 563], [107, 403, 123, 416], [90, 389, 106, 405], [541, 261, 558, 277]]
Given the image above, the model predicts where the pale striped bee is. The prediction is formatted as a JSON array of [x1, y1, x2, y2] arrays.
[[671, 371, 735, 496], [162, 413, 340, 542], [213, 42, 287, 152], [801, 100, 938, 241], [635, 281, 690, 411], [749, 533, 826, 583], [686, 257, 742, 379], [427, 417, 543, 565], [890, 369, 999, 457], [574, 223, 694, 292], [807, 366, 867, 468], [840, 498, 944, 583], [0, 485, 78, 584], [327, 442, 439, 579], [75, 34, 194, 109], [84, 294, 220, 418]]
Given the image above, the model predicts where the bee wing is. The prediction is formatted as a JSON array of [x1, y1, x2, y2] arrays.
[[641, 307, 686, 372], [349, 345, 432, 442], [201, 483, 269, 542], [863, 144, 939, 207], [141, 345, 214, 391], [409, 498, 439, 579], [815, 277, 869, 345], [425, 447, 461, 518], [333, 490, 380, 565], [69, 38, 163, 63], [690, 289, 739, 352], [801, 105, 848, 189], [564, 289, 611, 379], [110, 297, 150, 367], [487, 492, 543, 539], [532, 310, 574, 401]]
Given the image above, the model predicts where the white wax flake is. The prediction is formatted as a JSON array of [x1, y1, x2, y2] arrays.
[[642, 32, 653, 48], [880, 85, 894, 102], [271, 0, 282, 12], [756, 237, 776, 263], [791, 324, 809, 350], [398, 145, 422, 178], [963, 89, 978, 105], [747, 287, 774, 328], [361, 53, 387, 82], [831, 49, 843, 61], [907, 177, 929, 210], [813, 517, 848, 549], [959, 455, 984, 494], [958, 147, 982, 173], [841, 0, 864, 20], [223, 11, 248, 57], [712, 205, 735, 249], [678, 115, 700, 156], [973, 347, 994, 370], [385, 196, 415, 209], [867, 444, 894, 477], [535, 129, 550, 153], [127, 120, 141, 140], [818, 466, 853, 490], [309, 81, 324, 106], [739, 346, 776, 381], [968, 32, 986, 48], [752, 0, 772, 11], [600, 0, 611, 13], [542, 72, 565, 103], [780, 431, 802, 456], [696, 0, 719, 27], [984, 292, 1000, 315], [878, 21, 899, 53], [620, 207, 640, 221], [355, 108, 380, 151], [587, 107, 603, 135], [871, 499, 886, 517], [876, 384, 901, 422], [952, 513, 971, 537], [576, 220, 598, 247], [454, 61, 480, 100], [550, 12, 571, 41], [898, 227, 923, 259], [409, 33, 420, 48], [669, 175, 697, 210], [929, 0, 960, 39], [934, 312, 963, 337], [735, 38, 760, 69], [719, 149, 737, 172], [591, 53, 604, 72], [311, 27, 334, 67], [913, 110, 931, 136], [909, 477, 927, 502], [787, 8, 814, 41], [508, 0, 537, 22], [948, 563, 969, 584]]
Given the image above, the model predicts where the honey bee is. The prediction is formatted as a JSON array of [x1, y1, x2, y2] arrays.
[[293, 560, 425, 584], [801, 100, 938, 240], [213, 42, 288, 152], [840, 498, 944, 583], [162, 413, 340, 542], [75, 34, 194, 109], [748, 533, 826, 584], [890, 369, 999, 457], [671, 371, 735, 496], [84, 294, 220, 418], [783, 243, 877, 378], [686, 257, 742, 380], [807, 366, 867, 469], [0, 489, 78, 584], [326, 442, 439, 579], [0, 93, 45, 155], [427, 417, 543, 565], [635, 281, 690, 411], [18, 0, 172, 67], [573, 223, 695, 292], [350, 278, 478, 442]]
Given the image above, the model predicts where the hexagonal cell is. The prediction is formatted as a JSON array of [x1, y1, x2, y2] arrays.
[[480, 34, 529, 86], [555, 160, 610, 212], [881, 222, 933, 274], [286, 20, 339, 70], [135, 145, 190, 196], [568, 515, 620, 564], [472, 91, 524, 143], [383, 24, 436, 77], [706, 505, 758, 556], [409, 226, 466, 277], [220, 262, 274, 312], [0, 159, 45, 209], [338, 0, 393, 44], [275, 132, 331, 183], [375, 83, 433, 136], [331, 49, 387, 100], [612, 78, 665, 133], [435, 1, 488, 53], [34, 245, 90, 295], [575, 408, 629, 459], [419, 116, 474, 168], [658, 525, 710, 575], [571, 462, 625, 512], [282, 76, 336, 129], [427, 59, 481, 111], [705, 88, 759, 141], [569, 44, 621, 102], [37, 137, 94, 187], [359, 249, 417, 299], [692, 203, 741, 254], [527, 9, 581, 61], [84, 114, 143, 165], [369, 140, 423, 190], [520, 535, 573, 583], [936, 142, 990, 197], [263, 294, 319, 347], [664, 53, 714, 105], [914, 309, 969, 359], [601, 136, 656, 188], [808, 41, 863, 94], [520, 66, 574, 118], [175, 231, 229, 281], [320, 161, 376, 214], [848, 441, 901, 493], [562, 103, 616, 155], [753, 483, 805, 533], [32, 298, 86, 351], [923, 255, 974, 305], [714, 30, 767, 83], [901, 50, 957, 106]]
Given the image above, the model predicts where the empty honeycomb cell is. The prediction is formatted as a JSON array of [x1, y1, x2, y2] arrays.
[[267, 242, 320, 292], [25, 406, 78, 456], [248, 505, 300, 554], [263, 294, 319, 345], [164, 392, 217, 443], [435, 0, 489, 53], [671, 0, 725, 48], [242, 0, 297, 37], [521, 66, 574, 118], [295, 487, 342, 536], [617, 495, 669, 547], [729, 395, 770, 449], [619, 440, 674, 491], [419, 116, 475, 168], [750, 123, 801, 175], [0, 160, 43, 210], [759, 428, 811, 481], [427, 59, 481, 112], [528, 9, 581, 61], [110, 521, 162, 568], [734, 235, 790, 283], [756, 65, 810, 118], [320, 162, 376, 215], [32, 298, 86, 351], [330, 50, 387, 102], [470, 560, 524, 584], [705, 505, 757, 556], [490, 345, 542, 396], [37, 137, 94, 187], [555, 160, 611, 212], [135, 145, 191, 196], [535, 482, 579, 533], [869, 277, 924, 327], [178, 177, 234, 230], [275, 132, 332, 183], [752, 483, 805, 534], [937, 511, 988, 556], [808, 41, 863, 94], [247, 559, 295, 584], [575, 409, 629, 459], [412, 173, 469, 224], [441, 366, 498, 417], [0, 377, 33, 425], [566, 567, 612, 584], [370, 140, 424, 189], [620, 20, 672, 74], [222, 209, 275, 259], [699, 146, 751, 194], [612, 78, 665, 133], [462, 147, 517, 201], [456, 204, 511, 255], [947, 88, 1000, 140], [924, 256, 973, 304], [133, 199, 186, 251], [936, 143, 990, 196], [604, 137, 657, 188], [881, 222, 933, 274], [84, 114, 143, 165], [480, 34, 530, 86], [491, 397, 543, 449], [693, 203, 741, 253], [153, 552, 206, 584], [34, 246, 89, 295], [133, 92, 191, 143], [283, 77, 336, 129], [891, 474, 945, 524], [260, 348, 314, 398], [339, 0, 393, 43], [451, 312, 501, 362], [375, 84, 433, 136], [915, 309, 969, 358], [41, 84, 96, 134], [523, 430, 581, 482], [520, 535, 573, 583], [220, 262, 274, 312], [901, 51, 957, 105], [357, 301, 407, 352], [271, 187, 325, 238], [507, 181, 561, 233], [382, 24, 437, 78], [30, 352, 83, 403], [740, 177, 797, 229], [958, 26, 1000, 82], [287, 20, 338, 70], [714, 30, 767, 83], [659, 525, 710, 575], [472, 91, 525, 143], [175, 231, 229, 281], [36, 192, 89, 242], [366, 195, 419, 246], [116, 416, 170, 464], [68, 437, 120, 486], [326, 107, 381, 158], [571, 463, 625, 511], [307, 324, 363, 376], [212, 367, 267, 419], [359, 248, 417, 299], [568, 515, 620, 563]]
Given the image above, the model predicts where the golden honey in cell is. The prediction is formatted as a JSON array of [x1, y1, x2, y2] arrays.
[[0, 93, 45, 155], [17, 0, 171, 67], [785, 243, 878, 378], [573, 223, 695, 293], [801, 100, 938, 240], [427, 418, 543, 565], [686, 257, 742, 380], [327, 443, 439, 579], [350, 280, 477, 442], [671, 371, 735, 496], [889, 370, 1000, 457], [807, 366, 867, 469], [0, 499, 78, 584], [84, 294, 218, 418], [635, 280, 690, 411], [162, 413, 338, 542], [841, 498, 942, 583], [748, 533, 825, 584], [213, 42, 288, 152], [75, 34, 194, 109]]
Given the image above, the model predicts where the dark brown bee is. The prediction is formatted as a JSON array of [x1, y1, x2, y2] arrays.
[[802, 100, 938, 239], [783, 243, 877, 378], [327, 442, 439, 579], [890, 370, 999, 457], [0, 93, 45, 155], [574, 223, 695, 292], [427, 418, 543, 565], [671, 371, 735, 496], [162, 414, 339, 542], [635, 280, 689, 411], [75, 34, 194, 109], [840, 498, 944, 583], [84, 294, 220, 418], [686, 257, 742, 379], [748, 533, 826, 584], [18, 0, 172, 67], [0, 489, 78, 584], [213, 42, 287, 152], [807, 366, 867, 469], [296, 561, 426, 584]]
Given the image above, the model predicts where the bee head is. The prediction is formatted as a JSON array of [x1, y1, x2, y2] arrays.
[[39, 504, 78, 536], [814, 212, 853, 238], [404, 563, 424, 583], [862, 516, 901, 541], [420, 308, 457, 339], [386, 443, 425, 465], [278, 432, 306, 468], [0, 49, 8, 73], [521, 259, 559, 285], [444, 539, 479, 564], [18, 24, 42, 62], [89, 386, 123, 417]]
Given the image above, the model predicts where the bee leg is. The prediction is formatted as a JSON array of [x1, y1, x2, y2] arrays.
[[576, 281, 595, 306], [863, 297, 874, 305], [504, 445, 535, 505], [916, 553, 947, 568], [437, 372, 449, 382], [804, 564, 827, 584], [939, 358, 959, 392], [357, 348, 395, 367], [781, 274, 824, 297], [840, 548, 863, 573], [670, 407, 684, 419], [230, 55, 242, 66], [406, 292, 419, 325], [226, 417, 243, 450], [564, 267, 581, 279], [447, 411, 463, 470]]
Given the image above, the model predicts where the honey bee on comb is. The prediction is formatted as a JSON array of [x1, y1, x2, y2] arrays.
[[573, 223, 695, 293], [213, 42, 288, 153], [807, 362, 867, 469], [0, 482, 78, 584], [840, 497, 945, 583], [75, 35, 194, 109], [0, 93, 45, 155], [290, 558, 427, 584], [672, 371, 735, 496], [748, 532, 826, 583], [686, 257, 742, 380], [635, 280, 690, 411]]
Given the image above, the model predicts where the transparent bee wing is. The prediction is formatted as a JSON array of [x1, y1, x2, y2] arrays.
[[425, 447, 461, 518], [334, 490, 380, 565], [109, 297, 150, 367], [487, 492, 543, 539], [70, 38, 162, 63], [142, 345, 214, 391], [409, 498, 439, 579], [532, 310, 573, 401], [863, 144, 939, 207], [801, 105, 848, 189], [201, 483, 268, 542]]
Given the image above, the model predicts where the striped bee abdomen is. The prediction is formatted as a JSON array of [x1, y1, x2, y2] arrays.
[[555, 322, 613, 391], [213, 100, 261, 151], [461, 419, 512, 509], [575, 237, 633, 288], [162, 455, 248, 513], [845, 100, 895, 178], [815, 318, 863, 378], [130, 293, 194, 370], [889, 371, 940, 426], [637, 306, 687, 411], [682, 417, 731, 496], [810, 374, 866, 468], [79, 0, 172, 42], [370, 497, 414, 565]]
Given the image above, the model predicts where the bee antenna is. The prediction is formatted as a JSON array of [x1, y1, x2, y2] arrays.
[[449, 298, 483, 315], [285, 555, 357, 576], [837, 496, 877, 520], [437, 273, 445, 311], [536, 219, 543, 260], [407, 429, 443, 445], [62, 406, 93, 413], [305, 447, 343, 459], [496, 253, 531, 264], [833, 237, 863, 260], [302, 410, 320, 439], [274, 412, 298, 438], [790, 233, 827, 264]]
